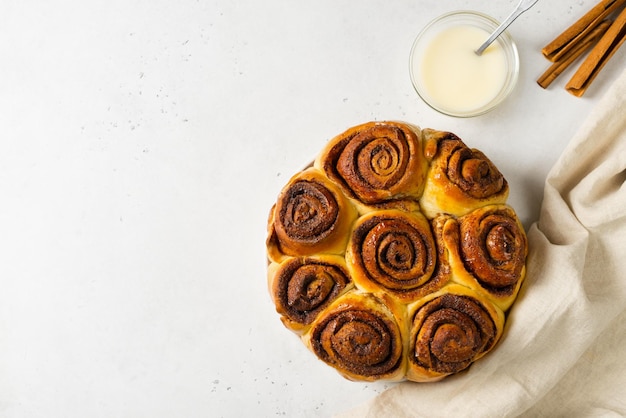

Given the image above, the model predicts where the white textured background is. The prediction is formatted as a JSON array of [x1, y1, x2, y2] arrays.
[[1, 0, 623, 416]]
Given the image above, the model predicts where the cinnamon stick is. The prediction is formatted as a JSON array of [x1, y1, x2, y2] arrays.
[[565, 6, 626, 97], [542, 0, 626, 62], [537, 20, 612, 89]]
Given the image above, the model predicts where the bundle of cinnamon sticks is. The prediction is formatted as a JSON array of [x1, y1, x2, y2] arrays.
[[537, 0, 626, 97]]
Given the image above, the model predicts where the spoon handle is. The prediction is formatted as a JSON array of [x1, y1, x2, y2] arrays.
[[475, 0, 539, 55]]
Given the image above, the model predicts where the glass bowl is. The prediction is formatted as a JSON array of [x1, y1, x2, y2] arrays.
[[409, 11, 519, 117]]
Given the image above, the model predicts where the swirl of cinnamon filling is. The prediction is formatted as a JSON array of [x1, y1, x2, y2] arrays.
[[408, 287, 504, 380], [307, 293, 404, 381], [459, 205, 528, 290], [347, 210, 438, 301], [315, 121, 427, 205], [269, 168, 358, 259], [277, 179, 336, 240], [268, 256, 352, 333], [445, 138, 505, 199], [420, 130, 509, 218]]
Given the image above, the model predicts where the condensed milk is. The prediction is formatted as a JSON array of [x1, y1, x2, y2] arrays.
[[410, 11, 519, 117]]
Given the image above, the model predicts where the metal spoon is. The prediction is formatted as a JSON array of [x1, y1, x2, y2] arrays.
[[475, 0, 539, 55]]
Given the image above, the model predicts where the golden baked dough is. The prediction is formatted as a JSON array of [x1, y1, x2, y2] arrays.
[[439, 205, 528, 311], [406, 284, 505, 382], [266, 121, 527, 382], [266, 167, 358, 262], [303, 291, 407, 382], [345, 209, 445, 303], [267, 255, 353, 334], [419, 129, 509, 219], [315, 121, 428, 210]]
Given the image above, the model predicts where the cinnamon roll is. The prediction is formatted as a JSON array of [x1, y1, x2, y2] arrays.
[[443, 205, 528, 311], [346, 209, 446, 303], [304, 291, 406, 382], [314, 121, 428, 208], [406, 284, 505, 382], [267, 168, 358, 262], [419, 129, 509, 218], [267, 255, 353, 334]]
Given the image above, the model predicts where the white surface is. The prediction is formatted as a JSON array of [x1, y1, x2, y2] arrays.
[[0, 1, 623, 417]]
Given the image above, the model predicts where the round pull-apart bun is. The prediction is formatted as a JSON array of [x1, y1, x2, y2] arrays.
[[266, 121, 527, 382]]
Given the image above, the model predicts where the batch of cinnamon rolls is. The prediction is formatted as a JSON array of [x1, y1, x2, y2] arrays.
[[266, 121, 528, 382]]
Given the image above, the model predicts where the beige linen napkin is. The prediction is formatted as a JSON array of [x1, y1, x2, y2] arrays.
[[338, 68, 626, 418]]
